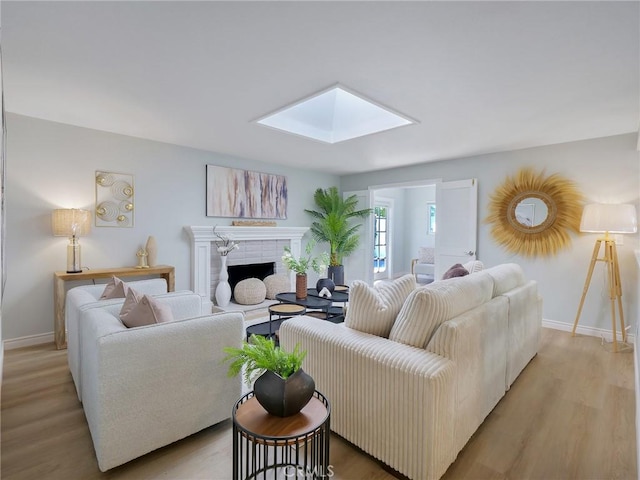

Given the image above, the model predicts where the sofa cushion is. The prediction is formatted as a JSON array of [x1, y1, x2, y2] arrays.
[[442, 264, 469, 280], [263, 274, 290, 300], [345, 274, 416, 337], [389, 272, 494, 348], [234, 278, 267, 305], [100, 276, 129, 299], [484, 263, 525, 297], [120, 293, 174, 328]]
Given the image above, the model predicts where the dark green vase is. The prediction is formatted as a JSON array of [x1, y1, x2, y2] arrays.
[[253, 369, 315, 417]]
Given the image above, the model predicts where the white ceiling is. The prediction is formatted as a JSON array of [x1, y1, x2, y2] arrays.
[[2, 1, 638, 175]]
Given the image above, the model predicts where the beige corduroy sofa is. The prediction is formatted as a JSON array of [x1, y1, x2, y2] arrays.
[[280, 263, 541, 480]]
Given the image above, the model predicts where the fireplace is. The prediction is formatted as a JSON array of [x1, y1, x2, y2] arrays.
[[186, 226, 309, 311], [228, 262, 275, 296]]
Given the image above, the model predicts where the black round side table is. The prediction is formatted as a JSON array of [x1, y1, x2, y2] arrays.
[[232, 390, 331, 479]]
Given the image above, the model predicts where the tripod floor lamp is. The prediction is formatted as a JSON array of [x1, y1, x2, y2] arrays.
[[572, 203, 637, 352]]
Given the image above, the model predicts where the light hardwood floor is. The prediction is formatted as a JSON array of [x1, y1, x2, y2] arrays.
[[1, 328, 636, 480]]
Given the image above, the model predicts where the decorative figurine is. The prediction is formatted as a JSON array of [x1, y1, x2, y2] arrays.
[[136, 248, 149, 269]]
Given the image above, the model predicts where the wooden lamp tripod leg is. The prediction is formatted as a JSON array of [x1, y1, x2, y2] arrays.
[[609, 241, 626, 345], [572, 239, 602, 337], [604, 240, 619, 352]]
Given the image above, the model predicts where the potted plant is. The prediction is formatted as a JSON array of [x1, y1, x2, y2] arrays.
[[305, 187, 372, 285], [282, 240, 329, 299], [223, 334, 315, 417]]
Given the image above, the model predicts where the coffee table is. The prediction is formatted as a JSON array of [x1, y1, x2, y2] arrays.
[[275, 287, 348, 322], [245, 303, 306, 341]]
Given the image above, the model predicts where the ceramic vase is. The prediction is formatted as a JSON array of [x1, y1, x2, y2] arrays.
[[295, 274, 307, 299], [316, 278, 335, 293], [328, 265, 344, 286], [215, 255, 232, 307], [145, 236, 158, 267], [253, 369, 315, 417]]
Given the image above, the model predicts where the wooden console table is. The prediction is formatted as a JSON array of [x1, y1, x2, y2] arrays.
[[53, 265, 175, 349]]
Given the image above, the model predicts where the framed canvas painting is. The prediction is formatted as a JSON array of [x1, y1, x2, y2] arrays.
[[206, 165, 287, 219]]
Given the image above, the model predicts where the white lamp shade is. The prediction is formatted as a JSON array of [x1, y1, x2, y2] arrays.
[[52, 209, 91, 237], [580, 204, 638, 234]]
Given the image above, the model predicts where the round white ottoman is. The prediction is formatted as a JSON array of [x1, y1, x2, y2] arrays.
[[234, 278, 267, 305], [263, 274, 291, 300]]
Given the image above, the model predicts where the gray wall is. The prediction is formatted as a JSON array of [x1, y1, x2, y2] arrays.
[[342, 133, 640, 333], [3, 113, 340, 341]]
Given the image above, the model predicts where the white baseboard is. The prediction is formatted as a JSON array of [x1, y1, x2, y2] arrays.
[[543, 318, 635, 344], [4, 332, 54, 350]]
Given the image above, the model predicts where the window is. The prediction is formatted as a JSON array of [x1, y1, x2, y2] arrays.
[[428, 203, 436, 235], [373, 206, 388, 275]]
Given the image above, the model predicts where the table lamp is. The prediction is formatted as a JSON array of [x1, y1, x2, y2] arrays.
[[52, 208, 91, 273], [572, 203, 637, 352]]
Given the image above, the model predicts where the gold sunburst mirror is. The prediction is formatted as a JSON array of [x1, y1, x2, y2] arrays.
[[486, 168, 583, 257]]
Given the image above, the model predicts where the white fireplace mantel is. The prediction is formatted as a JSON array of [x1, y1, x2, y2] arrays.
[[185, 226, 309, 311]]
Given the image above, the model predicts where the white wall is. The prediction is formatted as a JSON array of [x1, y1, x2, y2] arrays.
[[342, 134, 640, 334], [404, 185, 436, 268], [3, 113, 340, 341]]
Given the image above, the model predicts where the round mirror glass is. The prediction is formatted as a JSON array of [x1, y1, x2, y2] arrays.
[[514, 197, 549, 227]]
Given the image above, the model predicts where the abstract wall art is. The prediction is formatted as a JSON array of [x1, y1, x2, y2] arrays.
[[95, 171, 134, 227], [206, 165, 287, 219]]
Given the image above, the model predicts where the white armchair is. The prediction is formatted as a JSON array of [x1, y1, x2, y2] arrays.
[[411, 246, 435, 278], [66, 278, 169, 400], [79, 294, 244, 471]]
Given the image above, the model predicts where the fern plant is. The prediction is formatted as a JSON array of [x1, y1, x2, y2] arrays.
[[223, 334, 307, 385], [305, 187, 372, 266]]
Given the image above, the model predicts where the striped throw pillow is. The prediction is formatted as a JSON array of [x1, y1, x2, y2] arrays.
[[389, 273, 493, 348], [345, 274, 416, 337]]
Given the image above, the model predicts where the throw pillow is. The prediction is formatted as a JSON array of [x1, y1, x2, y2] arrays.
[[462, 260, 484, 274], [120, 292, 174, 328], [442, 264, 469, 280], [418, 246, 435, 264], [119, 287, 144, 321], [263, 274, 291, 300], [389, 272, 494, 348], [389, 287, 450, 348], [344, 274, 416, 338], [100, 276, 129, 299]]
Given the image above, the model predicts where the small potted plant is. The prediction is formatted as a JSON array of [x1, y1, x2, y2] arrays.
[[282, 240, 329, 299], [223, 334, 315, 417]]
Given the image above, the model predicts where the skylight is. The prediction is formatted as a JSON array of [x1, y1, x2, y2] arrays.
[[255, 85, 416, 144]]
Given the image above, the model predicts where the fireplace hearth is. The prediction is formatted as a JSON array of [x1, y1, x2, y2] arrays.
[[228, 262, 275, 295]]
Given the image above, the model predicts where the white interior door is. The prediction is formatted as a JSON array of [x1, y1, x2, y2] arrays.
[[342, 190, 373, 286], [434, 179, 478, 279]]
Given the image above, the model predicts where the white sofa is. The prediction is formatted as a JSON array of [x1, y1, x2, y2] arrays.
[[280, 263, 541, 480], [79, 293, 244, 471], [66, 278, 169, 400]]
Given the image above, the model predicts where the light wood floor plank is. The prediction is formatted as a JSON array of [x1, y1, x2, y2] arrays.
[[2, 328, 636, 479]]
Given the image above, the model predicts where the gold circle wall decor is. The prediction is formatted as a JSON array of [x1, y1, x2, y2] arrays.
[[95, 171, 134, 227], [486, 168, 583, 257]]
